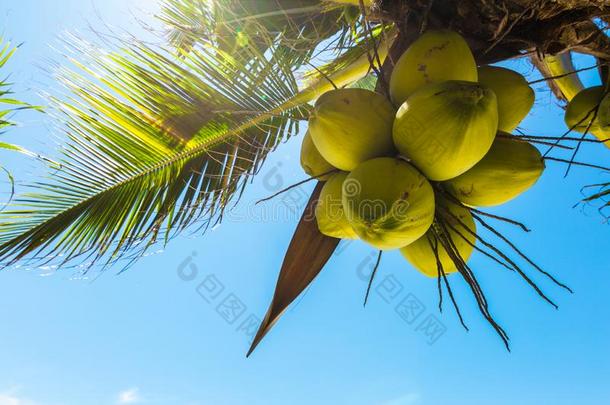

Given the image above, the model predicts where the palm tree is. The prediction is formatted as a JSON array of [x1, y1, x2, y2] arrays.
[[0, 0, 608, 354]]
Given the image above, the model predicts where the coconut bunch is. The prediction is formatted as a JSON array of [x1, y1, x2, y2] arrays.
[[300, 29, 545, 278]]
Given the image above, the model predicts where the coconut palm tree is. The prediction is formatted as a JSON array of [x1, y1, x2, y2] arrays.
[[0, 0, 609, 354], [0, 0, 381, 267]]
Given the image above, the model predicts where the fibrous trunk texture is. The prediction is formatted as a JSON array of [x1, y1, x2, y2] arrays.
[[375, 0, 609, 62]]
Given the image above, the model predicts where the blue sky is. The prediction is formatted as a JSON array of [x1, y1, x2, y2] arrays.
[[1, 1, 609, 405]]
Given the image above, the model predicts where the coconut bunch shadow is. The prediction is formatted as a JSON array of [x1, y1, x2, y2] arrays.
[[426, 187, 573, 350]]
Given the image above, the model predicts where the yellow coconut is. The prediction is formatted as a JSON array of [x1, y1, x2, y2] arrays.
[[478, 66, 535, 132], [316, 172, 358, 239], [401, 200, 476, 277], [389, 30, 478, 105], [443, 135, 544, 207], [300, 131, 336, 180], [392, 80, 498, 181], [309, 88, 396, 171], [342, 157, 435, 250], [565, 86, 610, 144]]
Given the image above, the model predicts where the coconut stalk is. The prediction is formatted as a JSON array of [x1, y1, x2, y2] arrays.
[[247, 183, 339, 356], [247, 0, 610, 356], [532, 52, 586, 102]]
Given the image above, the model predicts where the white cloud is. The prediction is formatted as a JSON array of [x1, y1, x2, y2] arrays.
[[0, 393, 40, 405], [117, 388, 142, 404], [380, 393, 421, 405]]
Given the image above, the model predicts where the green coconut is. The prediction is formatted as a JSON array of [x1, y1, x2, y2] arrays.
[[300, 131, 336, 181], [342, 157, 435, 250], [389, 30, 478, 105], [308, 88, 396, 171], [478, 66, 535, 132], [401, 200, 476, 278], [443, 135, 544, 207], [316, 172, 358, 239], [392, 80, 498, 181], [565, 86, 610, 144]]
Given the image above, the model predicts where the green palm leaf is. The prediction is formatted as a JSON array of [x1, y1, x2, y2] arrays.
[[0, 0, 387, 269], [0, 34, 313, 268], [159, 0, 357, 67], [0, 40, 39, 135]]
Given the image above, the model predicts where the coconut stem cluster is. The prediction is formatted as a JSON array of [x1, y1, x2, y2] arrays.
[[299, 29, 542, 278]]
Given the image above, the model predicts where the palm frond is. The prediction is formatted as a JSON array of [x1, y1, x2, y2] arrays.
[[299, 24, 395, 97], [1, 40, 23, 132], [0, 40, 40, 135], [0, 0, 393, 270], [158, 0, 359, 67], [158, 0, 214, 55], [0, 33, 312, 269], [0, 38, 46, 204]]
